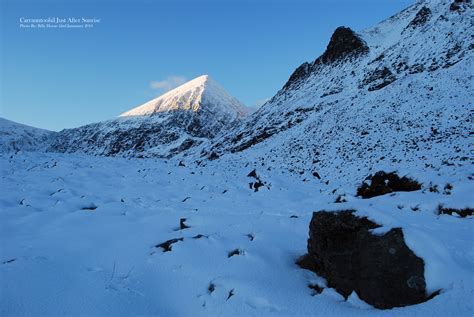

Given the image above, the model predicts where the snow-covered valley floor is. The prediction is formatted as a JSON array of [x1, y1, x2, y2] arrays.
[[1, 152, 473, 316]]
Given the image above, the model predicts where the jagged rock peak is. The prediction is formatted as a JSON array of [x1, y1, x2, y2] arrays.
[[283, 26, 368, 90], [317, 26, 369, 64]]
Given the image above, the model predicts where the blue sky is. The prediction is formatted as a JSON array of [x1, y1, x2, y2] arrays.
[[1, 0, 413, 131]]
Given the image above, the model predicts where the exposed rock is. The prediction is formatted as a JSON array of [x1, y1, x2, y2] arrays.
[[450, 0, 471, 11], [246, 169, 270, 192], [231, 128, 278, 153], [317, 27, 369, 64], [298, 210, 435, 309], [283, 27, 368, 90], [2, 259, 16, 265], [250, 180, 265, 192], [283, 62, 311, 90], [226, 289, 235, 300], [357, 171, 422, 198], [308, 283, 324, 295], [208, 282, 216, 294], [438, 206, 474, 217], [361, 67, 397, 91], [179, 218, 190, 230], [155, 237, 184, 252], [169, 139, 197, 156], [228, 248, 242, 258], [247, 169, 257, 178], [407, 6, 432, 29], [409, 63, 425, 74], [208, 151, 220, 160]]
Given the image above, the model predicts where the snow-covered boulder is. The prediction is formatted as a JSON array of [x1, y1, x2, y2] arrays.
[[299, 210, 436, 309], [356, 171, 422, 198]]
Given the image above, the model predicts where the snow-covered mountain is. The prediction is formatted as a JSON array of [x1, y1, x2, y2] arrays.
[[204, 0, 472, 180], [0, 118, 55, 153], [48, 75, 248, 158], [120, 75, 247, 118]]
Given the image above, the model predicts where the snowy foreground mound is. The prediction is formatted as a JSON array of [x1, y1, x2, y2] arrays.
[[1, 152, 472, 316]]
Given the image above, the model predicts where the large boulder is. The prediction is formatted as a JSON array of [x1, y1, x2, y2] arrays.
[[298, 210, 435, 309]]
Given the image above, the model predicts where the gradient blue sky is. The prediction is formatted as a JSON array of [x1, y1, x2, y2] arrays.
[[1, 0, 413, 131]]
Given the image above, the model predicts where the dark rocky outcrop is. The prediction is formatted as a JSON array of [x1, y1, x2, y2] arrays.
[[450, 0, 471, 11], [317, 27, 369, 64], [230, 128, 279, 153], [357, 171, 422, 198], [283, 27, 368, 90], [283, 62, 311, 90], [407, 6, 432, 29], [298, 210, 435, 309], [246, 169, 270, 192], [438, 206, 474, 217], [361, 67, 397, 91]]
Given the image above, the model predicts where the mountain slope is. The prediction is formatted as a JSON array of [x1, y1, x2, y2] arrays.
[[48, 75, 248, 158], [0, 118, 55, 153], [204, 0, 472, 180]]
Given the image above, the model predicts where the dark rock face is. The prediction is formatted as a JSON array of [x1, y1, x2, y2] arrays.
[[450, 0, 471, 11], [230, 128, 278, 153], [357, 171, 422, 198], [283, 27, 368, 90], [438, 206, 474, 217], [299, 210, 432, 309], [361, 67, 397, 91], [407, 6, 432, 29], [283, 62, 311, 90], [318, 27, 369, 64]]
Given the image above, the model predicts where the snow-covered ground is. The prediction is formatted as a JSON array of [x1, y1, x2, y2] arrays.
[[1, 152, 472, 316]]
